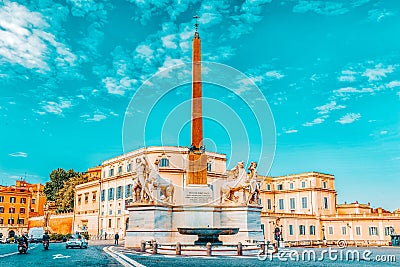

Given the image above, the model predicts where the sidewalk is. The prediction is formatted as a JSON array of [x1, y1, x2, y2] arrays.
[[89, 239, 125, 246]]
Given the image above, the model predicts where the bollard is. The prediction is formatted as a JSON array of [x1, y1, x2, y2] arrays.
[[237, 242, 242, 256], [176, 242, 181, 255], [152, 241, 158, 254], [260, 242, 265, 255], [206, 242, 212, 256], [140, 240, 146, 252]]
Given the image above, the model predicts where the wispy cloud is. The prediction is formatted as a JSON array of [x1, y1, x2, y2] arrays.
[[293, 1, 349, 16], [81, 113, 107, 122], [362, 63, 394, 81], [336, 113, 361, 124], [368, 9, 395, 22], [315, 101, 346, 115], [37, 98, 72, 115], [303, 115, 328, 127], [334, 87, 374, 96], [284, 129, 298, 134], [266, 70, 284, 80], [9, 152, 28, 158], [338, 70, 357, 82], [0, 1, 76, 73]]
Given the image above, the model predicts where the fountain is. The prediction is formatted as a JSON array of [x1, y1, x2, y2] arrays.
[[178, 227, 239, 245]]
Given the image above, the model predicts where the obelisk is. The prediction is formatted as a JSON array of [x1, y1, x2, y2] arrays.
[[187, 16, 207, 185]]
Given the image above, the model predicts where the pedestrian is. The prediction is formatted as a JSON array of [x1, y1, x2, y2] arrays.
[[114, 233, 119, 245], [104, 232, 107, 240]]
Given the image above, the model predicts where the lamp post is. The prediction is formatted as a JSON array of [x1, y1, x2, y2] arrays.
[[322, 225, 326, 245]]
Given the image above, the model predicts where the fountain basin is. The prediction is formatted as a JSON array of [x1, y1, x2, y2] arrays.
[[177, 227, 239, 245]]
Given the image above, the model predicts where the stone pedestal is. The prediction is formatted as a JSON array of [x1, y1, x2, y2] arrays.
[[217, 205, 264, 243], [125, 205, 172, 247]]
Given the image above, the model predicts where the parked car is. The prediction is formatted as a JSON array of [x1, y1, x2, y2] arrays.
[[66, 234, 88, 249]]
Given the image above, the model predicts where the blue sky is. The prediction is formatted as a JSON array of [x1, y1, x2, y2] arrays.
[[0, 0, 399, 210]]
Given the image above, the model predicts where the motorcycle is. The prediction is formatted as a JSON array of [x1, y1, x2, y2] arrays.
[[17, 238, 28, 254], [43, 240, 49, 250]]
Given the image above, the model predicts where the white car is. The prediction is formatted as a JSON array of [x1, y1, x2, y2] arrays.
[[65, 234, 88, 249]]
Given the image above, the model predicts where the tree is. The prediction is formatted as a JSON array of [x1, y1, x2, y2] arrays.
[[55, 174, 88, 213], [44, 168, 79, 202]]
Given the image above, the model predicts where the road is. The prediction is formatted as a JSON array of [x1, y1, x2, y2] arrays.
[[0, 242, 119, 267]]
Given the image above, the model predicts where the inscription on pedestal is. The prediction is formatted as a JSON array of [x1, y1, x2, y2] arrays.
[[184, 187, 212, 204]]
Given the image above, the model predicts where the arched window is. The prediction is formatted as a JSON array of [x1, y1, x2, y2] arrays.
[[159, 158, 169, 167], [207, 162, 212, 172]]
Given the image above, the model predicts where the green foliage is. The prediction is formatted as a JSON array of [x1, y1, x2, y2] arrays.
[[44, 168, 79, 202], [55, 174, 88, 213], [49, 233, 64, 241]]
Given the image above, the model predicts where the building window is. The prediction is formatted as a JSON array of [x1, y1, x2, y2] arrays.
[[109, 210, 112, 215], [207, 162, 212, 172], [101, 190, 105, 202], [8, 218, 14, 225], [17, 219, 24, 225], [299, 225, 306, 235], [109, 168, 114, 177], [278, 199, 284, 210], [301, 197, 308, 209], [355, 226, 361, 236], [277, 184, 283, 191], [301, 181, 306, 188], [369, 227, 378, 236], [290, 198, 296, 210], [0, 218, 3, 224], [341, 226, 347, 235], [0, 196, 3, 202], [116, 186, 123, 199], [85, 194, 89, 204], [159, 158, 169, 167], [0, 207, 4, 213], [289, 225, 294, 235], [289, 183, 294, 189], [20, 198, 26, 204], [31, 199, 36, 204], [323, 181, 327, 189], [108, 188, 115, 200], [117, 210, 121, 215], [125, 184, 132, 198], [310, 225, 315, 235], [78, 196, 81, 205], [328, 226, 334, 235], [127, 163, 132, 172], [9, 207, 15, 213], [92, 192, 97, 202], [10, 197, 16, 203], [20, 208, 25, 214], [384, 226, 394, 236], [323, 197, 328, 209], [118, 166, 122, 175], [267, 199, 272, 210], [108, 219, 112, 228], [267, 184, 271, 191]]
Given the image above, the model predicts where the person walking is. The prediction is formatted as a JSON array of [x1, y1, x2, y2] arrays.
[[104, 232, 107, 240], [114, 233, 119, 245]]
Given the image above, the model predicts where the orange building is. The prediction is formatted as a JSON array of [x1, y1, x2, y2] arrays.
[[0, 180, 45, 238]]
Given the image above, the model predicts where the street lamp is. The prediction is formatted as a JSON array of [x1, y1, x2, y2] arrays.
[[322, 225, 326, 245]]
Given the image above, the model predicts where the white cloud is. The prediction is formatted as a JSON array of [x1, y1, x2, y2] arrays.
[[9, 152, 28, 158], [293, 1, 349, 15], [338, 70, 357, 82], [336, 113, 361, 124], [38, 98, 72, 115], [386, 81, 400, 88], [266, 70, 284, 79], [81, 113, 107, 122], [285, 129, 298, 134], [161, 34, 177, 49], [334, 87, 374, 95], [102, 76, 136, 96], [315, 101, 346, 115], [0, 1, 76, 73], [303, 115, 328, 127], [380, 130, 388, 135], [362, 63, 394, 81]]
